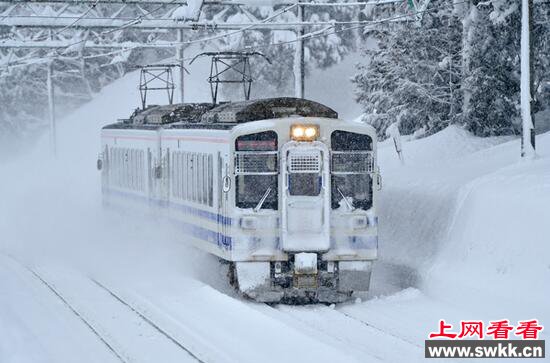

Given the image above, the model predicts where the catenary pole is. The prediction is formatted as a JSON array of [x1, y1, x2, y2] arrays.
[[177, 28, 185, 103], [300, 3, 305, 98], [294, 2, 305, 98], [521, 0, 536, 158], [47, 58, 56, 156]]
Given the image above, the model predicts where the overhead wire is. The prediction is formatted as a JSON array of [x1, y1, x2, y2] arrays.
[[51, 0, 100, 38], [1, 1, 298, 67], [1, 0, 497, 72], [230, 0, 483, 54], [100, 0, 180, 35]]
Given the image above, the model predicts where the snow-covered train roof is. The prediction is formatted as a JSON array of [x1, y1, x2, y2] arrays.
[[102, 97, 338, 130], [199, 97, 338, 123]]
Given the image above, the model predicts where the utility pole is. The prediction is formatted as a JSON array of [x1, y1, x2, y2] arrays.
[[521, 0, 536, 158], [47, 58, 56, 156], [46, 28, 56, 156], [177, 28, 185, 103], [294, 3, 305, 98]]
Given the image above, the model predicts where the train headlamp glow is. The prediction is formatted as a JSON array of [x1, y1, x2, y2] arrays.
[[291, 124, 319, 141]]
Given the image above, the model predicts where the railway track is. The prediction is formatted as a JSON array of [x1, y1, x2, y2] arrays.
[[90, 278, 206, 363], [28, 268, 132, 363], [2, 254, 427, 363], [264, 303, 424, 363], [9, 256, 206, 363], [334, 307, 423, 348]]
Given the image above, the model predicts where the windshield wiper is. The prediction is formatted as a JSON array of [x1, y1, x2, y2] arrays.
[[337, 187, 355, 211], [254, 187, 272, 212]]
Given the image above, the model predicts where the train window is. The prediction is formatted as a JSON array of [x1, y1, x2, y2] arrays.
[[288, 173, 321, 196], [200, 154, 206, 205], [203, 154, 208, 205], [186, 153, 192, 201], [169, 151, 213, 206], [235, 131, 277, 151], [235, 131, 278, 210], [131, 150, 135, 190], [236, 175, 278, 209], [172, 152, 181, 199], [183, 153, 188, 200], [196, 153, 202, 203], [178, 153, 182, 198], [331, 130, 372, 151], [133, 150, 136, 190], [193, 153, 197, 202], [197, 153, 201, 203], [107, 147, 145, 192], [330, 130, 373, 211], [208, 154, 213, 207], [174, 153, 177, 198], [331, 174, 372, 210]]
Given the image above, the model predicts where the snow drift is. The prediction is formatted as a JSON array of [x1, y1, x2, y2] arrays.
[[376, 125, 550, 324]]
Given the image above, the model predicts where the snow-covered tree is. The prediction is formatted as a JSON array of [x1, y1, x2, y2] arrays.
[[460, 2, 521, 136], [460, 0, 549, 136], [353, 2, 462, 138], [354, 0, 549, 138], [0, 3, 176, 155]]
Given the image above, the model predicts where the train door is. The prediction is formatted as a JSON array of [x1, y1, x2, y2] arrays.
[[150, 146, 170, 204], [281, 142, 331, 252], [218, 152, 231, 250], [160, 148, 170, 203]]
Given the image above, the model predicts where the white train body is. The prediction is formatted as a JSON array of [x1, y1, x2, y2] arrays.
[[99, 98, 380, 303]]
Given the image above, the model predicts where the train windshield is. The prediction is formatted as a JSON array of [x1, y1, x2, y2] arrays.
[[331, 174, 372, 210], [235, 131, 278, 210], [330, 131, 374, 211], [288, 173, 321, 196]]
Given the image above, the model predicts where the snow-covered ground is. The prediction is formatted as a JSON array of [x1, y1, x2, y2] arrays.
[[1, 66, 549, 362]]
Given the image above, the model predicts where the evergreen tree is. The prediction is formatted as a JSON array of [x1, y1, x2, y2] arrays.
[[353, 2, 462, 138], [355, 0, 550, 138], [460, 2, 520, 136]]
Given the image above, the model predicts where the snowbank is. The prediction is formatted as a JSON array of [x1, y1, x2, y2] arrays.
[[426, 136, 550, 320], [376, 123, 550, 323]]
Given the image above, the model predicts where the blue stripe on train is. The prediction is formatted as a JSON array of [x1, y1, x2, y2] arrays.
[[103, 187, 233, 250], [163, 215, 232, 250], [103, 187, 232, 225]]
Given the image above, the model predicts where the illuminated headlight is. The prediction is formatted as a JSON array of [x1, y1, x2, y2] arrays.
[[240, 216, 258, 230], [350, 215, 368, 230], [292, 126, 305, 138], [291, 124, 319, 141], [305, 127, 317, 138]]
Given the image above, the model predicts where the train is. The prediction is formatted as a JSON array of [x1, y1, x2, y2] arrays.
[[98, 97, 381, 303]]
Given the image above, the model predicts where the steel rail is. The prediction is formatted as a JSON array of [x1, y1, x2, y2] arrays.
[[91, 278, 207, 363], [27, 268, 131, 363]]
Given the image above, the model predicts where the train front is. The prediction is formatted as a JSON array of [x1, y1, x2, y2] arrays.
[[229, 116, 380, 304]]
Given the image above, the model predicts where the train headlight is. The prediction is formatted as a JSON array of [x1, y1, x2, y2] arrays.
[[292, 126, 305, 139], [304, 127, 317, 138], [291, 124, 319, 141]]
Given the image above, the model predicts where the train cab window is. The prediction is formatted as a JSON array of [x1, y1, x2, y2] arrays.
[[289, 173, 321, 196], [331, 174, 372, 210], [330, 130, 372, 151], [330, 131, 373, 211], [235, 131, 278, 210]]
